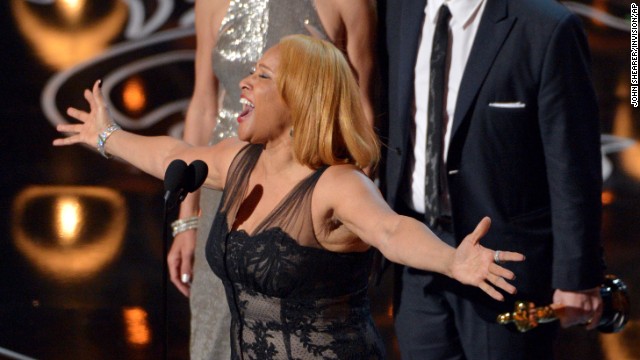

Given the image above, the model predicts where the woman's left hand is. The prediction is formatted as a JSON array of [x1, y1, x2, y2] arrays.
[[450, 217, 526, 301]]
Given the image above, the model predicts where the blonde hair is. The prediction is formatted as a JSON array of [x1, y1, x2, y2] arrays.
[[276, 35, 379, 170]]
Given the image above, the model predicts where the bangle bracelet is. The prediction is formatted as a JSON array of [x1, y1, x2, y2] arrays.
[[171, 216, 199, 237], [171, 218, 198, 237], [97, 123, 121, 159]]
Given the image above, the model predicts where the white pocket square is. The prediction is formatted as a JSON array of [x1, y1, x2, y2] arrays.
[[488, 101, 526, 109]]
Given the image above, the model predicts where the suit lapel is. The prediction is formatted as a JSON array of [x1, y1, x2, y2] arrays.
[[395, 0, 427, 123], [450, 0, 515, 140]]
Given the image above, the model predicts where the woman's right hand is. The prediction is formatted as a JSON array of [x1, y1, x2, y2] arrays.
[[53, 79, 113, 148], [168, 229, 197, 297]]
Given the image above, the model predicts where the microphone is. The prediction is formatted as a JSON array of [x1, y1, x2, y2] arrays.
[[185, 160, 209, 193], [164, 159, 188, 208], [176, 160, 209, 203], [164, 159, 209, 209]]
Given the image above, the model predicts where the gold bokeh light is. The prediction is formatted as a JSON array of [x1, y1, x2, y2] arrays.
[[122, 76, 147, 114], [57, 196, 81, 245], [601, 190, 614, 206], [11, 0, 127, 70], [57, 0, 85, 23], [12, 186, 127, 282], [123, 307, 152, 347]]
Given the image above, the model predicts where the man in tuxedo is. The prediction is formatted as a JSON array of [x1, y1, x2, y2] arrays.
[[379, 0, 605, 358]]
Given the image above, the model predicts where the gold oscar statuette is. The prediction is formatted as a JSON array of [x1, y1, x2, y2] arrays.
[[497, 275, 629, 333]]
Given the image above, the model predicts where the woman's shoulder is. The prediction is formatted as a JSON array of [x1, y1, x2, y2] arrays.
[[316, 163, 373, 197], [215, 138, 249, 155], [206, 138, 250, 182], [323, 163, 365, 177]]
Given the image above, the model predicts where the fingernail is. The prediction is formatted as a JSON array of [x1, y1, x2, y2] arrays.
[[98, 79, 102, 88], [181, 273, 191, 284]]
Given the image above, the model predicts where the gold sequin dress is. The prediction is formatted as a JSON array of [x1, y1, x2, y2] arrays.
[[190, 1, 328, 358]]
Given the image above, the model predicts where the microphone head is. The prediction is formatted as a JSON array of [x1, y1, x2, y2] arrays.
[[185, 160, 209, 193], [164, 159, 188, 193]]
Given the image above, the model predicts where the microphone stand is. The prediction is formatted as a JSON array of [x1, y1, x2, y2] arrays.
[[162, 196, 181, 360], [159, 160, 207, 359], [161, 200, 175, 360], [160, 159, 189, 360]]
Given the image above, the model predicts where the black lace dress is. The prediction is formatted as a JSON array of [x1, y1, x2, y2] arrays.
[[205, 144, 385, 359]]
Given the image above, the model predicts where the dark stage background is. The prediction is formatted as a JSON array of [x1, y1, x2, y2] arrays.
[[0, 1, 637, 359]]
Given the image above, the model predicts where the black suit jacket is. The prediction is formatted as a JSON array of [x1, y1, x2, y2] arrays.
[[381, 0, 604, 312]]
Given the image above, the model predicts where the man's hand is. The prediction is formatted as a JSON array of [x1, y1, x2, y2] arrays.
[[552, 287, 603, 330]]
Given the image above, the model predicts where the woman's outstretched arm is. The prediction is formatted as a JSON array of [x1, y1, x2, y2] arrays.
[[320, 165, 525, 301], [53, 80, 242, 191]]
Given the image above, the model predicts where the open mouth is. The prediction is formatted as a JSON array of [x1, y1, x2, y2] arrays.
[[238, 97, 255, 121]]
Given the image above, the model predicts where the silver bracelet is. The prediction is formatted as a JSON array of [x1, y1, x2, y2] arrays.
[[97, 123, 121, 159], [171, 216, 199, 237]]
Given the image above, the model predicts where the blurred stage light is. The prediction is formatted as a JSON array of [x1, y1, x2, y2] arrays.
[[122, 76, 147, 114], [57, 0, 85, 23], [12, 186, 127, 282], [56, 196, 81, 245], [600, 320, 638, 360], [11, 0, 127, 70], [123, 306, 152, 347], [602, 190, 614, 206]]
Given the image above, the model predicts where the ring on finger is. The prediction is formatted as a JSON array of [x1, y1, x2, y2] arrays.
[[494, 250, 503, 265]]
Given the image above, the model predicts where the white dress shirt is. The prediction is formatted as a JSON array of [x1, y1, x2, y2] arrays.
[[407, 0, 487, 213]]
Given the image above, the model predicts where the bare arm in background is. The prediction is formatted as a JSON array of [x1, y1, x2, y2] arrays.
[[337, 0, 377, 129], [168, 0, 230, 297]]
